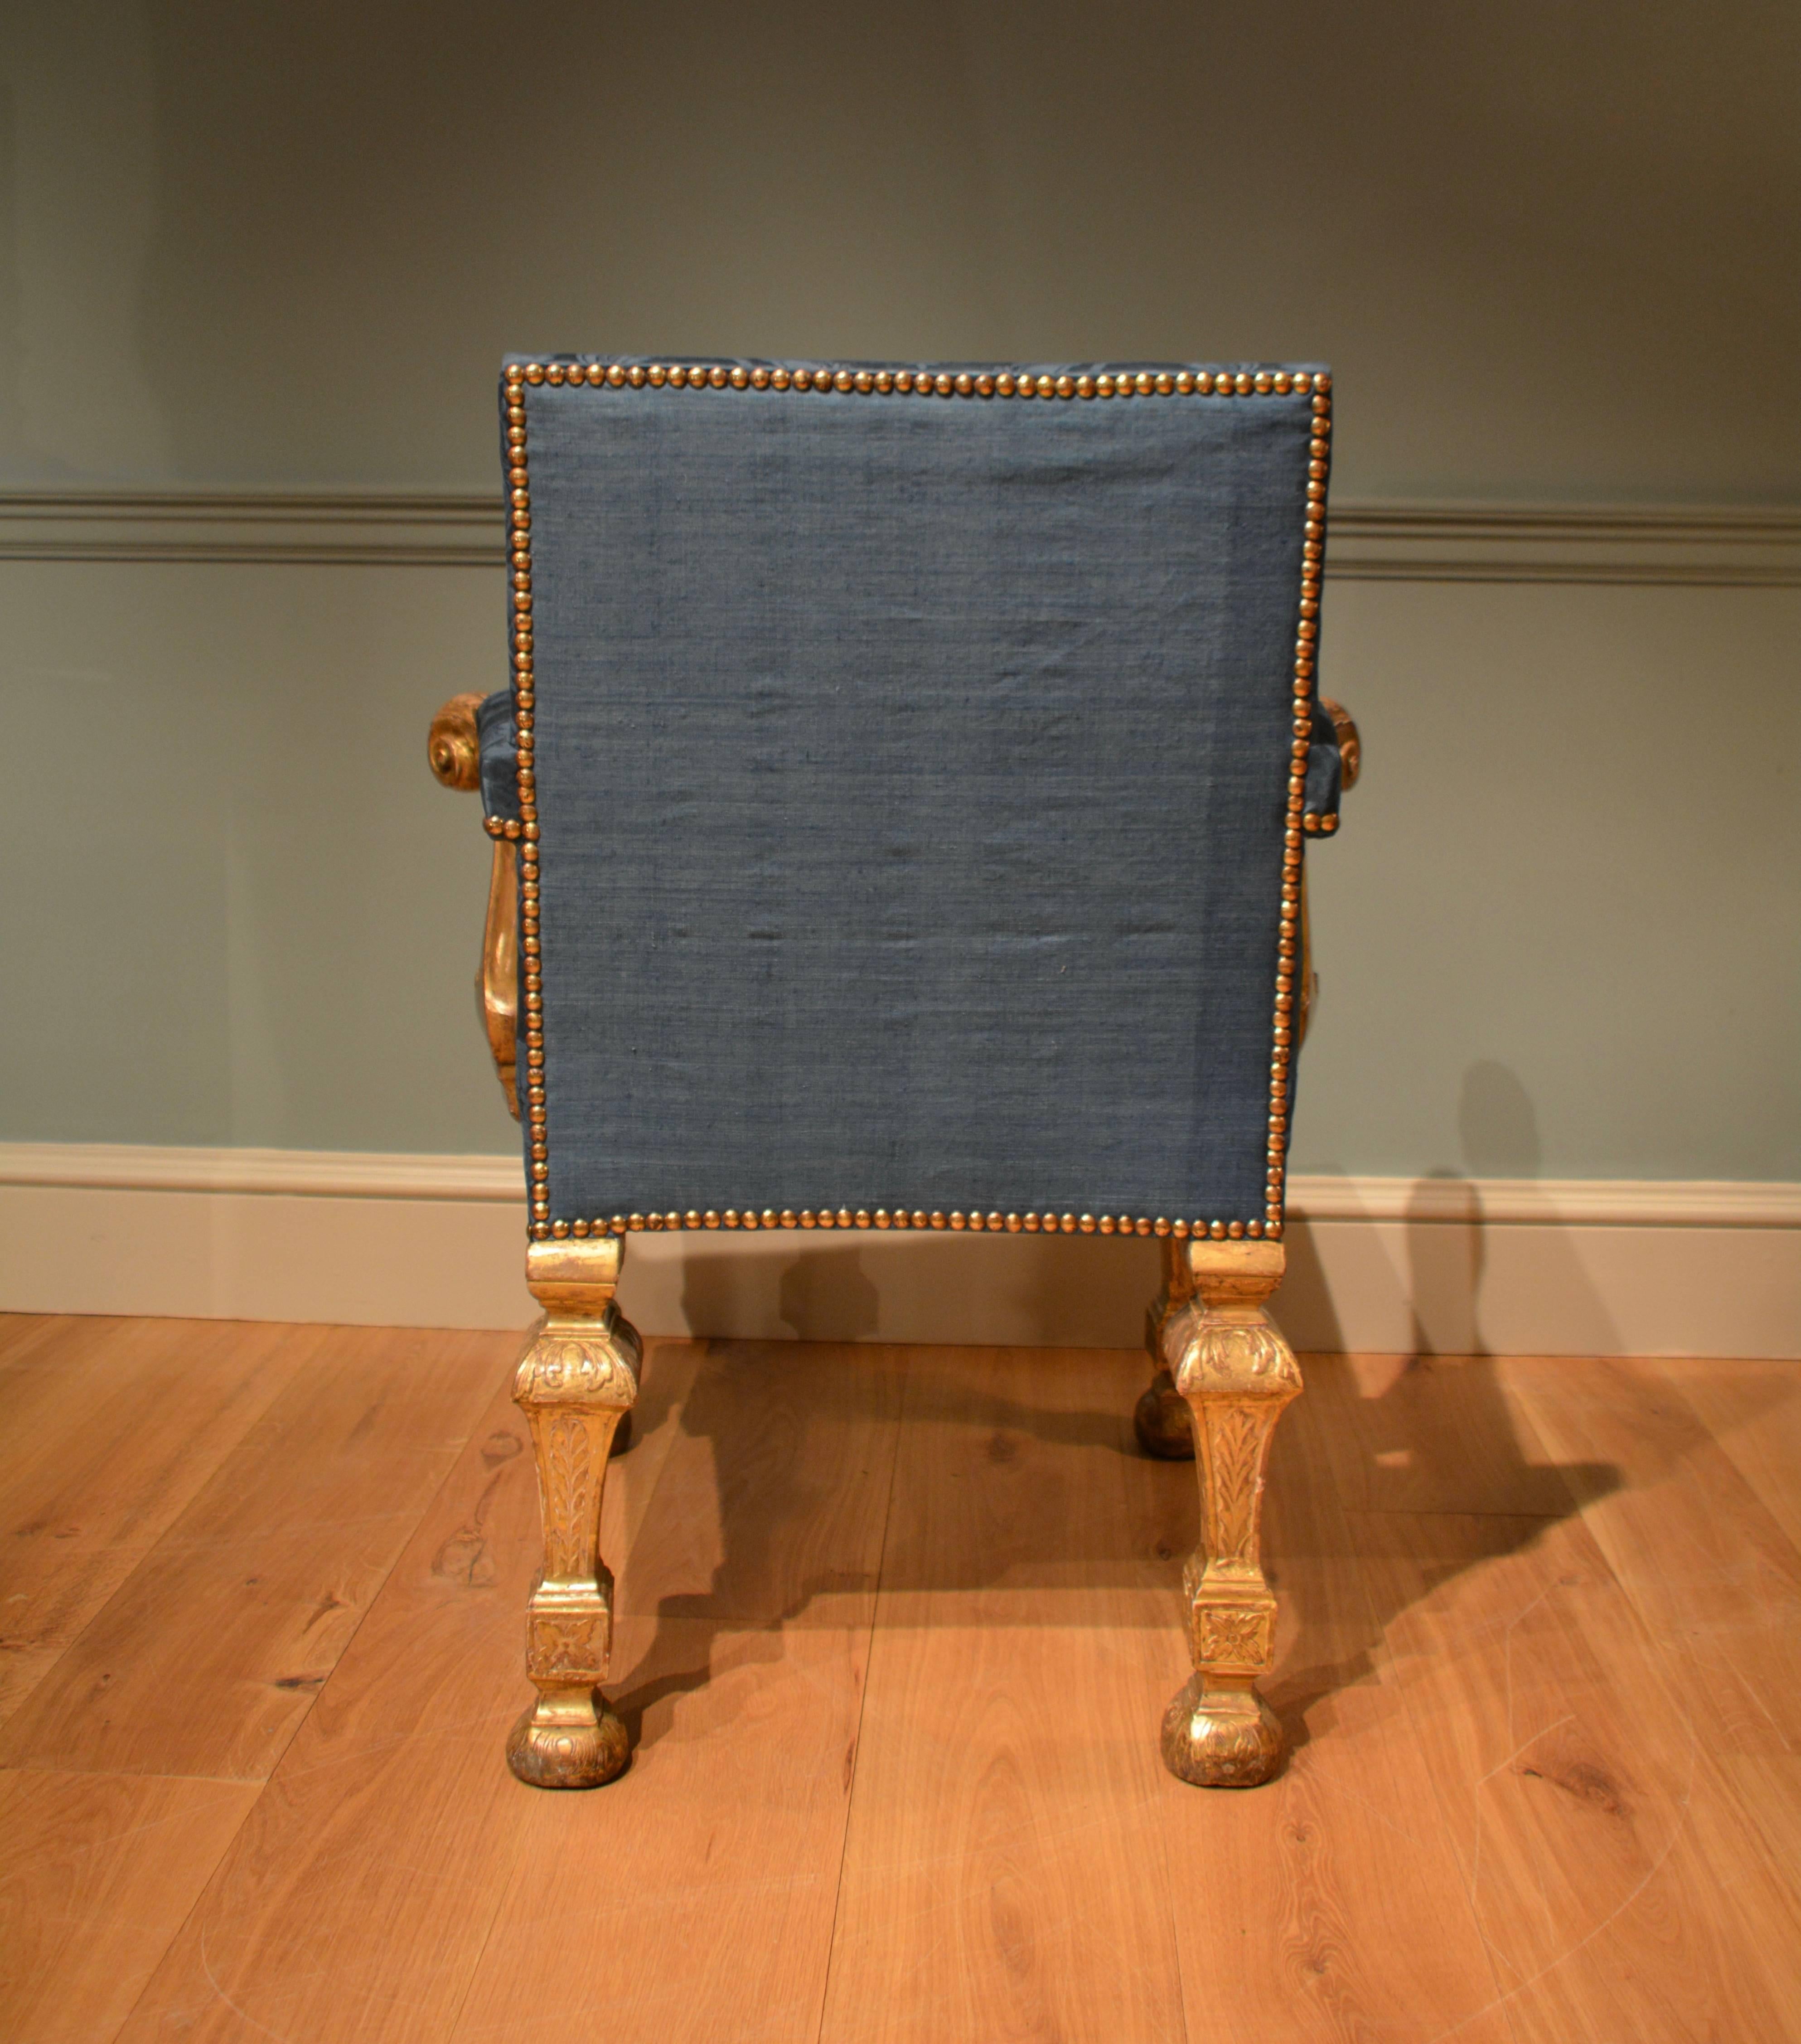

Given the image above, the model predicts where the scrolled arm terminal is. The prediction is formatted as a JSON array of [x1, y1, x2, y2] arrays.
[[427, 692, 485, 792]]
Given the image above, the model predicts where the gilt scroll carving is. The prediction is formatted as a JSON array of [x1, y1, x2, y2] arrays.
[[429, 691, 520, 1119]]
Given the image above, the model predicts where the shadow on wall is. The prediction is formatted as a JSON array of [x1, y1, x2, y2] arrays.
[[1277, 1058, 1627, 1357], [666, 1061, 1627, 1355], [678, 1232, 1162, 1349], [1410, 1059, 1623, 1357], [777, 1248, 879, 1342]]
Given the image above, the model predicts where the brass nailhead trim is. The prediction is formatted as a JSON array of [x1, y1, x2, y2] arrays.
[[506, 361, 556, 1236], [561, 1209, 1246, 1239], [1261, 375, 1334, 1240], [508, 359, 1329, 1242], [511, 360, 1323, 403]]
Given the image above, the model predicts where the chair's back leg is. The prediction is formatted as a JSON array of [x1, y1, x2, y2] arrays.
[[506, 1237, 642, 1789], [1159, 1239, 1302, 1787], [1134, 1235, 1199, 1458]]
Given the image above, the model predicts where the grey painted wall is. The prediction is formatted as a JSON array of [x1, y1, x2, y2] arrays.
[[4, 0, 1798, 500], [2, 1, 1797, 1182], [6, 560, 1794, 1178]]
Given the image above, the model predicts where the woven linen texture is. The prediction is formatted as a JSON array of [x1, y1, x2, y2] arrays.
[[515, 363, 1322, 1225]]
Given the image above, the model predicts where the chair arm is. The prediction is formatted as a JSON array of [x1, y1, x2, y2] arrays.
[[428, 690, 521, 1120], [429, 690, 521, 821], [1293, 698, 1359, 1051]]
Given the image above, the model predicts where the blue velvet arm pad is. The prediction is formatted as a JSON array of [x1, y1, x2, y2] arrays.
[[1303, 704, 1344, 832], [477, 690, 519, 823]]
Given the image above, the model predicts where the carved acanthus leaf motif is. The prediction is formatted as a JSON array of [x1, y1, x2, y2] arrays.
[[541, 1412, 598, 1578], [1177, 1317, 1301, 1397], [1202, 1403, 1270, 1560], [518, 1327, 639, 1407]]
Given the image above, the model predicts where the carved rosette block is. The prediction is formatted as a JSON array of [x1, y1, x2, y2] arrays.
[[1134, 1237, 1198, 1459], [507, 1237, 642, 1790], [1158, 1239, 1301, 1788]]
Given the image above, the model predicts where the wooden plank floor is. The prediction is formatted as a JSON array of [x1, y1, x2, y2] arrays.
[[2, 1317, 1799, 2042]]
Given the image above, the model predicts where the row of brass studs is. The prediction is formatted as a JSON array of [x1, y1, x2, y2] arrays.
[[516, 360, 1326, 401], [505, 359, 1329, 1242], [556, 1210, 1264, 1240], [1264, 379, 1335, 1240], [504, 364, 552, 1231]]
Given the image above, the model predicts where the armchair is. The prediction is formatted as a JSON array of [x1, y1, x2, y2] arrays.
[[430, 357, 1358, 1793]]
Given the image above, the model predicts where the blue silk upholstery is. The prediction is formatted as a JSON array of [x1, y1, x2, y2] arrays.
[[491, 361, 1340, 1230]]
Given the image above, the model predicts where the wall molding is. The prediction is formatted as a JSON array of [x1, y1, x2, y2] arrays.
[[0, 492, 502, 568], [1, 491, 1796, 585], [3, 1144, 1795, 1357], [1322, 501, 1801, 587]]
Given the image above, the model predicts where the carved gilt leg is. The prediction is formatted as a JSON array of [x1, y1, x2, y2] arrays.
[[507, 1236, 642, 1789], [1134, 1235, 1197, 1459], [1160, 1239, 1301, 1787]]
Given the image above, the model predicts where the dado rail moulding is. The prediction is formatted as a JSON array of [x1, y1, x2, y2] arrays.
[[1, 490, 1797, 585], [2, 1144, 1795, 1360]]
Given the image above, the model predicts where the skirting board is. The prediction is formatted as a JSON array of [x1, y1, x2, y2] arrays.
[[2, 1145, 1796, 1358]]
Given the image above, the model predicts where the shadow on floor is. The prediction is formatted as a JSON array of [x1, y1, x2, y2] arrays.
[[608, 1346, 1623, 1767], [610, 1064, 1655, 1763]]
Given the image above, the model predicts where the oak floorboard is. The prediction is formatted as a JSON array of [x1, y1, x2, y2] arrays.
[[0, 1313, 87, 1375], [0, 1325, 513, 1780], [821, 1346, 1190, 2044], [449, 1339, 906, 2044], [0, 1767, 260, 2044], [1152, 1361, 1515, 2044], [1353, 1504, 1801, 2041], [612, 1337, 908, 1631], [1714, 1753, 1801, 1894], [4, 1323, 1798, 2044], [112, 1337, 702, 2044], [1300, 1349, 1607, 1518], [0, 1317, 315, 1730], [1651, 1355, 1801, 1557], [1499, 1355, 1801, 1758]]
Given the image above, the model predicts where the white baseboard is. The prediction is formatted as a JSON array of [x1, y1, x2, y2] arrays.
[[1, 1145, 1796, 1359]]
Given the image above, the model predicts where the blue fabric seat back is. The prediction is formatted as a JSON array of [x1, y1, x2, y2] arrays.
[[500, 359, 1332, 1244]]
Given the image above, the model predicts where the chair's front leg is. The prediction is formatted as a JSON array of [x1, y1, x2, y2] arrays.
[[1161, 1240, 1301, 1787], [507, 1237, 642, 1789]]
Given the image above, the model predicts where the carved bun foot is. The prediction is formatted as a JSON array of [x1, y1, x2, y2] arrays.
[[1134, 1369, 1196, 1459], [1161, 1675, 1286, 1788], [506, 1693, 630, 1790]]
